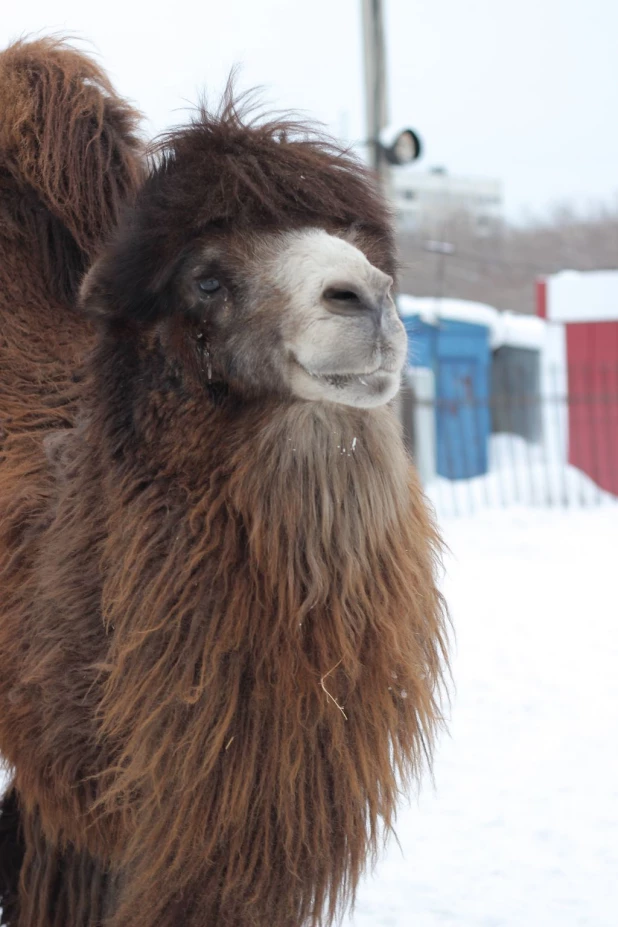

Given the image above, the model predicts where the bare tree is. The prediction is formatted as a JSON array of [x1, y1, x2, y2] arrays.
[[397, 198, 618, 314]]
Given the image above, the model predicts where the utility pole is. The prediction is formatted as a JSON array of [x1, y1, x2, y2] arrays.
[[360, 2, 425, 432], [361, 0, 390, 191], [361, 3, 422, 189]]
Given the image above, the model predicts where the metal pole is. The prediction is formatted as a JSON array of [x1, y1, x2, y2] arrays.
[[361, 0, 391, 193]]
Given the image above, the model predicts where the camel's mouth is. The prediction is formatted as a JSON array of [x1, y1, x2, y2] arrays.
[[309, 369, 390, 388], [292, 355, 400, 378], [289, 357, 401, 407], [294, 360, 400, 388]]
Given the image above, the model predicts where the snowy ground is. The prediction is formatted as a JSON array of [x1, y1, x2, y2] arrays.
[[425, 435, 616, 518], [345, 504, 618, 927]]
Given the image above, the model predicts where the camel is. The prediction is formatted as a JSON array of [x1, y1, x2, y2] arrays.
[[0, 38, 448, 927]]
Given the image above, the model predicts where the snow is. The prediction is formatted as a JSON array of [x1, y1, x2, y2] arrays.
[[491, 311, 546, 351], [397, 296, 547, 350], [425, 434, 617, 517], [398, 294, 501, 333], [547, 270, 618, 323], [345, 504, 618, 927]]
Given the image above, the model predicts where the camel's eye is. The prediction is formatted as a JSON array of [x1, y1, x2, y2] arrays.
[[197, 277, 221, 295]]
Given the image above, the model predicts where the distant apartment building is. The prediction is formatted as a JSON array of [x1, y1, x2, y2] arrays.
[[392, 166, 503, 235]]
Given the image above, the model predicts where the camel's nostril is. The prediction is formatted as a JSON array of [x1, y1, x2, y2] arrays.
[[322, 284, 383, 318]]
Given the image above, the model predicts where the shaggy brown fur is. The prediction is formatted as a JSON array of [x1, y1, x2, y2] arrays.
[[0, 44, 447, 927], [0, 36, 142, 450], [0, 37, 142, 925]]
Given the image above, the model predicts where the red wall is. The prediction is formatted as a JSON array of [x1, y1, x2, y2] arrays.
[[566, 321, 618, 495]]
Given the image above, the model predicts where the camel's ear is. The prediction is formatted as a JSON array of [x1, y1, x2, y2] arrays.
[[79, 261, 108, 320], [78, 234, 188, 325]]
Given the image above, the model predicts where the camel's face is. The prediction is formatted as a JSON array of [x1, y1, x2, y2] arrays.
[[270, 229, 406, 408], [183, 228, 407, 409]]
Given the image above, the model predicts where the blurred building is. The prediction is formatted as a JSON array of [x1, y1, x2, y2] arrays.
[[392, 166, 503, 236]]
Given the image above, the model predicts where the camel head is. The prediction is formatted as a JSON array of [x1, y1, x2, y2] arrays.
[[80, 98, 406, 409]]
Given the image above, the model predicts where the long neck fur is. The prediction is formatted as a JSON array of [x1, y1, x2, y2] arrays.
[[77, 332, 447, 927]]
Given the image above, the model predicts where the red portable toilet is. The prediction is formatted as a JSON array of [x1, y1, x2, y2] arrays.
[[537, 271, 618, 495]]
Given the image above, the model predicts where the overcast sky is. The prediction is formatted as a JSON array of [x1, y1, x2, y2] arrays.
[[2, 0, 617, 220]]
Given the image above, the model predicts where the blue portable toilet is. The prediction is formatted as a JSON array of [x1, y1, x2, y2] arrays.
[[398, 296, 498, 480]]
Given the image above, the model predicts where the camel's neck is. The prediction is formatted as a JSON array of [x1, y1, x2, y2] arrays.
[[222, 400, 412, 575], [83, 346, 445, 927]]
